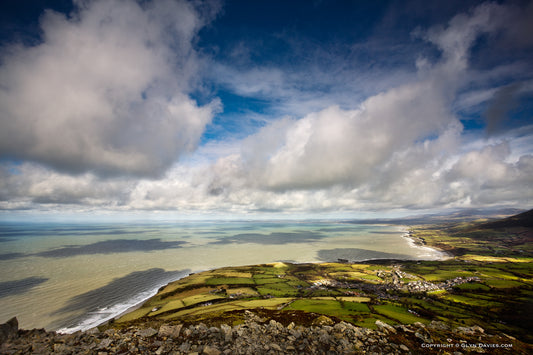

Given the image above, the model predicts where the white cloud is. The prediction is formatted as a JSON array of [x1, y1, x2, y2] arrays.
[[1, 1, 532, 216], [234, 71, 456, 191], [198, 1, 533, 210], [0, 0, 220, 177]]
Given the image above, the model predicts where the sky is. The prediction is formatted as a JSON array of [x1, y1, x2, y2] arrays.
[[0, 0, 532, 220]]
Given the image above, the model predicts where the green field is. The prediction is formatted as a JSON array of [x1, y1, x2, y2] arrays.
[[112, 211, 533, 344]]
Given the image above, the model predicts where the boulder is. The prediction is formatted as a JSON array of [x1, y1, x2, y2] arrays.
[[136, 327, 158, 338], [312, 315, 334, 326], [375, 320, 396, 334], [158, 324, 182, 338], [0, 317, 18, 343], [220, 324, 232, 342], [203, 345, 221, 355], [428, 320, 450, 331]]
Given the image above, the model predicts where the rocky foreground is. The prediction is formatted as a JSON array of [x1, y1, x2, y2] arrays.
[[1, 311, 531, 355]]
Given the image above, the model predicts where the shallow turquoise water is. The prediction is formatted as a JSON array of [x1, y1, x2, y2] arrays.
[[0, 221, 444, 331]]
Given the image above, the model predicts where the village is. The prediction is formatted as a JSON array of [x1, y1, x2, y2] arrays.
[[310, 264, 481, 299]]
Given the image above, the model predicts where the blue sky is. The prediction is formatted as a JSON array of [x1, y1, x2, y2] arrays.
[[0, 0, 532, 219]]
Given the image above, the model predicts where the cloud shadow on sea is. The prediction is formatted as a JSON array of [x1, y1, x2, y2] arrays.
[[0, 276, 49, 298], [316, 227, 360, 232], [317, 248, 412, 262], [210, 231, 326, 245], [49, 268, 189, 330], [0, 224, 156, 240], [369, 231, 404, 234], [0, 239, 187, 260], [0, 252, 26, 260], [34, 238, 187, 258]]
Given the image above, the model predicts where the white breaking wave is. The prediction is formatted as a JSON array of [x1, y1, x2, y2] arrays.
[[57, 283, 167, 334]]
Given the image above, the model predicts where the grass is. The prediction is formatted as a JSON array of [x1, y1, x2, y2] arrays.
[[226, 287, 259, 296], [234, 298, 293, 309], [111, 214, 533, 343], [453, 282, 491, 291], [373, 304, 429, 324], [256, 282, 301, 297], [253, 277, 285, 285], [181, 294, 223, 307], [205, 277, 256, 285], [337, 296, 371, 302], [440, 294, 503, 308], [150, 299, 186, 316], [286, 299, 346, 316]]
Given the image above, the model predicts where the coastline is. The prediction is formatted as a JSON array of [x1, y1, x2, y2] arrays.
[[88, 227, 451, 332], [399, 226, 452, 260], [57, 280, 181, 334]]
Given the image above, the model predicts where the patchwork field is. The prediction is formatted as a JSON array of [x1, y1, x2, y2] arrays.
[[113, 210, 533, 344]]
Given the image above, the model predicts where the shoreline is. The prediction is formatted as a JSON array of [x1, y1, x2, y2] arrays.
[[56, 279, 183, 334], [399, 226, 452, 260], [61, 226, 451, 333], [88, 229, 451, 332]]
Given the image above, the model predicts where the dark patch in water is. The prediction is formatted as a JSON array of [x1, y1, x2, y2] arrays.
[[317, 248, 412, 262], [0, 277, 49, 298], [369, 231, 403, 234], [211, 231, 326, 245], [0, 252, 26, 260], [34, 239, 186, 258], [316, 227, 359, 232], [0, 224, 155, 240], [50, 268, 189, 330]]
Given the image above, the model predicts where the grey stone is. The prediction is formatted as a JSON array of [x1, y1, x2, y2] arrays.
[[137, 327, 158, 338], [312, 315, 334, 326], [86, 327, 100, 335], [203, 345, 221, 355], [399, 344, 410, 351], [0, 317, 18, 343], [220, 324, 232, 342], [428, 320, 449, 331], [159, 324, 183, 338], [53, 343, 69, 353], [98, 338, 112, 349], [375, 320, 396, 334], [415, 331, 432, 343], [270, 343, 282, 351]]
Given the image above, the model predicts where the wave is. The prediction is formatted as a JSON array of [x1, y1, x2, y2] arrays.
[[57, 282, 167, 334]]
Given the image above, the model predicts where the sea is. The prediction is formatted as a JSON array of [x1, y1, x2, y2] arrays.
[[0, 220, 446, 333]]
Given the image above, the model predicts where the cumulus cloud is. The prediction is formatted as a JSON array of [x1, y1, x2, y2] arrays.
[[0, 0, 220, 177], [1, 1, 532, 215], [200, 1, 533, 210]]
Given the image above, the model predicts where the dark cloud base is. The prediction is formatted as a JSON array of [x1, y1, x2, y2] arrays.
[[0, 276, 48, 298], [317, 248, 412, 262]]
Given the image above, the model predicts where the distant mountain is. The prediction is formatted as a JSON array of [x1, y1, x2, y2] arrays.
[[346, 207, 526, 225], [478, 209, 533, 229]]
